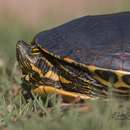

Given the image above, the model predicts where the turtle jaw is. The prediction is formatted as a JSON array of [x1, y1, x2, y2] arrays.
[[16, 40, 33, 75]]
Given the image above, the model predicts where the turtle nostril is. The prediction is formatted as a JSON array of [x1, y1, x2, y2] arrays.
[[16, 41, 22, 49], [17, 40, 23, 44], [17, 40, 24, 46], [17, 40, 30, 49]]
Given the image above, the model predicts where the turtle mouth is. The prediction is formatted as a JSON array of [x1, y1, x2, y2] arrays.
[[16, 40, 32, 75]]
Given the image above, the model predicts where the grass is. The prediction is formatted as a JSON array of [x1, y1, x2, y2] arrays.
[[0, 21, 130, 130]]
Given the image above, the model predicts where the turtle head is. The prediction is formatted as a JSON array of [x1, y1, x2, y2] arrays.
[[16, 40, 42, 75]]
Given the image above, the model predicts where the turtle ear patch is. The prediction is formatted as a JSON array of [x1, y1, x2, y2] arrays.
[[31, 47, 40, 54]]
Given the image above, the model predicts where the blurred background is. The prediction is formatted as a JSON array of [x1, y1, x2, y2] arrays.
[[0, 0, 130, 27], [0, 0, 130, 79]]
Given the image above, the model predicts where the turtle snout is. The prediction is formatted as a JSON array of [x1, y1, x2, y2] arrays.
[[16, 40, 32, 60], [16, 40, 30, 53], [16, 40, 32, 74], [16, 41, 28, 62]]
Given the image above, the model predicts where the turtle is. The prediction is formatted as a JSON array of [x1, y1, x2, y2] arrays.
[[16, 12, 130, 101]]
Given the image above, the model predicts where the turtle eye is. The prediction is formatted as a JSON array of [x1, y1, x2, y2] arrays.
[[31, 47, 40, 54]]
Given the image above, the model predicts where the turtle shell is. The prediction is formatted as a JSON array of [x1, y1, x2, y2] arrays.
[[33, 12, 130, 71]]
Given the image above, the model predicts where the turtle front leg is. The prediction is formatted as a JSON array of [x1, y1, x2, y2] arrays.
[[21, 74, 94, 112], [32, 85, 91, 101]]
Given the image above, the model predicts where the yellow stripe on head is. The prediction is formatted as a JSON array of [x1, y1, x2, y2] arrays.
[[31, 63, 44, 77], [60, 76, 72, 84], [44, 70, 59, 81]]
